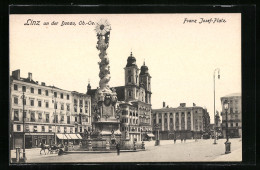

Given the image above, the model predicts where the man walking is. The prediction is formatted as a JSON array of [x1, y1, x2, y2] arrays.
[[116, 141, 120, 156]]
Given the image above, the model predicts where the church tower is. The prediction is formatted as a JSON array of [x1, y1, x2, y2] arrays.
[[139, 61, 152, 104], [124, 52, 139, 101]]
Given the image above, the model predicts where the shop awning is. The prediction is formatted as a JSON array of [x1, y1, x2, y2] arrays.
[[65, 134, 72, 139], [69, 134, 80, 139], [56, 134, 67, 139], [76, 134, 82, 139], [147, 133, 155, 137]]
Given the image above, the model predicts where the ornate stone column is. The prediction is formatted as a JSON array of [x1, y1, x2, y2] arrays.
[[179, 113, 181, 130], [191, 111, 194, 131], [185, 112, 187, 130], [167, 112, 170, 131], [173, 112, 176, 130], [162, 113, 164, 131]]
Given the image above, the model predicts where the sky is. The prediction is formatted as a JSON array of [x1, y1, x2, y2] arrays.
[[10, 14, 241, 123]]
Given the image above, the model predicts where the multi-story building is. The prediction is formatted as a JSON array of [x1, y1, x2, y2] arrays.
[[151, 102, 210, 140], [220, 93, 242, 138], [87, 52, 153, 142], [10, 70, 91, 149]]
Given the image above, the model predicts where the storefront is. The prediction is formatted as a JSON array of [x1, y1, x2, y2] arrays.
[[26, 133, 55, 148], [56, 133, 82, 145], [11, 132, 55, 149]]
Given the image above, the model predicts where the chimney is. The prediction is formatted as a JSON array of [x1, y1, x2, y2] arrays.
[[28, 72, 32, 81], [12, 69, 20, 79], [163, 102, 165, 108], [180, 103, 186, 107], [41, 82, 46, 86]]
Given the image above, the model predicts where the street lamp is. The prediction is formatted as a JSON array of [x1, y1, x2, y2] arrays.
[[213, 68, 220, 144], [224, 99, 231, 154], [22, 92, 26, 161], [51, 87, 57, 145]]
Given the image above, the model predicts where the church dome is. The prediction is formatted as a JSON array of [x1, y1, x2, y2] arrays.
[[140, 62, 149, 75], [126, 52, 137, 67]]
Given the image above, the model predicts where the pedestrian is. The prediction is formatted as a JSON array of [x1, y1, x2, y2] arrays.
[[181, 138, 183, 143], [184, 138, 186, 143], [116, 141, 120, 156]]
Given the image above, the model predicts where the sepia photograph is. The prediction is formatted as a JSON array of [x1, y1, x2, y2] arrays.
[[9, 12, 242, 163]]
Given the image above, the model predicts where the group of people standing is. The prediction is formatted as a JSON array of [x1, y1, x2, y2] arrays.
[[173, 137, 186, 144]]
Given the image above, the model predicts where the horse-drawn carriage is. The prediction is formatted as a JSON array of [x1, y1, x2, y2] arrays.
[[40, 143, 64, 155]]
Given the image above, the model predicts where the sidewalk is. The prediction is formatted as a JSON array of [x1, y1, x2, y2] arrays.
[[10, 148, 58, 162], [212, 147, 242, 162]]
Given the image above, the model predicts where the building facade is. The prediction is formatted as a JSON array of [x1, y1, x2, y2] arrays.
[[87, 52, 153, 142], [220, 93, 242, 138], [10, 70, 91, 149], [152, 103, 210, 140]]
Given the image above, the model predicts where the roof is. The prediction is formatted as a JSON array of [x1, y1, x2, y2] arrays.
[[222, 93, 241, 97], [87, 86, 125, 101]]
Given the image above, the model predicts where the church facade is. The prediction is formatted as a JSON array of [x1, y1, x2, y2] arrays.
[[87, 52, 153, 142]]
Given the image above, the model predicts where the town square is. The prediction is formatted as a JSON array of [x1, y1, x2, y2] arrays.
[[9, 14, 242, 163]]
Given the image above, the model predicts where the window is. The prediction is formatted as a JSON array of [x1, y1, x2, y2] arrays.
[[231, 123, 233, 127], [46, 114, 49, 123], [54, 92, 57, 97], [67, 105, 70, 111], [14, 84, 18, 90], [41, 126, 45, 132], [128, 76, 131, 83], [75, 127, 78, 133], [45, 90, 49, 96], [61, 115, 64, 122], [85, 108, 88, 113], [70, 127, 73, 133], [67, 95, 70, 100], [14, 110, 19, 121], [22, 86, 26, 92], [80, 127, 82, 132], [236, 123, 238, 127], [30, 100, 34, 106], [153, 119, 156, 124], [38, 101, 42, 107], [74, 107, 77, 112], [33, 125, 37, 132], [54, 103, 57, 109], [38, 89, 41, 94], [60, 93, 63, 99], [64, 127, 67, 133], [67, 116, 70, 124], [14, 97, 18, 104], [31, 88, 34, 93], [61, 104, 64, 110], [75, 117, 78, 122], [80, 108, 82, 113], [31, 112, 35, 122], [57, 126, 60, 133], [49, 125, 52, 132], [45, 102, 49, 108], [159, 119, 161, 123], [74, 99, 77, 104], [170, 118, 173, 123], [128, 90, 132, 97], [38, 113, 42, 120], [17, 125, 21, 131]]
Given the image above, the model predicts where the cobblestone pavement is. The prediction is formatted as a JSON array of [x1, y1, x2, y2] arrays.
[[11, 138, 242, 163]]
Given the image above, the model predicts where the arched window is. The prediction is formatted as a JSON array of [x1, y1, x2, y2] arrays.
[[128, 90, 132, 97]]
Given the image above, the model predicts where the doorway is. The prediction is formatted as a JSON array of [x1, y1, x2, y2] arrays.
[[25, 136, 32, 149]]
